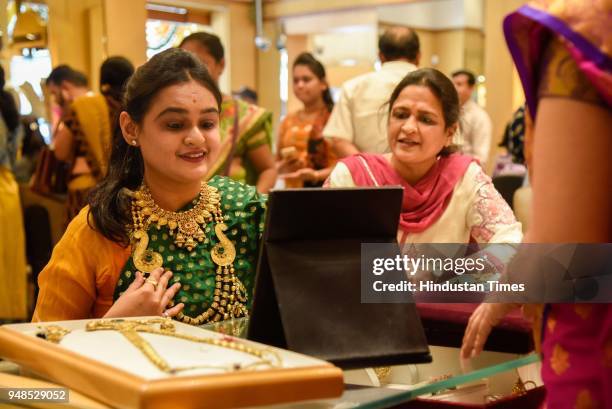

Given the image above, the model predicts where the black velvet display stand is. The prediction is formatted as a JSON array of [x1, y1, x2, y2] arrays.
[[248, 187, 432, 369]]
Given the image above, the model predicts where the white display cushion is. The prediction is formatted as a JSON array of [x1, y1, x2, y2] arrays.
[[0, 317, 343, 409]]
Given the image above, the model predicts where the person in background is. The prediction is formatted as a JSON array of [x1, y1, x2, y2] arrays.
[[491, 104, 530, 178], [277, 52, 336, 187], [462, 1, 611, 407], [46, 65, 111, 222], [33, 49, 266, 324], [99, 56, 135, 126], [326, 68, 521, 245], [233, 86, 258, 105], [323, 26, 420, 158], [0, 65, 27, 319], [12, 115, 46, 183], [451, 70, 492, 167], [498, 104, 527, 167], [180, 32, 277, 193]]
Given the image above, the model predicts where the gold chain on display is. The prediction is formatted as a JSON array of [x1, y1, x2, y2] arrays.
[[37, 319, 282, 374], [204, 317, 249, 338], [86, 318, 281, 373], [129, 183, 248, 325], [374, 366, 392, 383], [511, 377, 537, 395], [36, 325, 71, 343]]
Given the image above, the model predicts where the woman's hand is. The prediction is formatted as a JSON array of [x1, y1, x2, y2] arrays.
[[461, 303, 520, 358], [104, 267, 184, 319], [297, 168, 319, 182], [280, 167, 320, 182], [277, 157, 305, 174]]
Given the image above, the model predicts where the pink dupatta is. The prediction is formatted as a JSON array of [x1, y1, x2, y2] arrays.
[[341, 153, 474, 234]]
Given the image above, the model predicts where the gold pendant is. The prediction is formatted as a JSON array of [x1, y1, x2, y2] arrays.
[[211, 223, 236, 266], [132, 229, 164, 273]]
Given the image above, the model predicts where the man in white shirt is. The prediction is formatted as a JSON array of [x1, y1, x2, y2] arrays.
[[323, 27, 420, 157], [451, 70, 492, 166]]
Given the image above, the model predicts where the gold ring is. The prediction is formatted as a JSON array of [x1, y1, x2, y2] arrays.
[[145, 278, 158, 290], [523, 381, 537, 390]]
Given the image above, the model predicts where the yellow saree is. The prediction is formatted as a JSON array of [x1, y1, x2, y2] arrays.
[[206, 98, 272, 186], [70, 94, 112, 179], [65, 94, 111, 221], [0, 166, 27, 319]]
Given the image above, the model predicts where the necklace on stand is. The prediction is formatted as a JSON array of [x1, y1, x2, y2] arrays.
[[129, 182, 248, 325], [87, 318, 281, 374], [37, 319, 282, 375]]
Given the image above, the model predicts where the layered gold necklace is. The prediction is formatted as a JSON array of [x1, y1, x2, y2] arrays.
[[131, 182, 218, 254], [129, 182, 248, 325], [38, 319, 282, 374]]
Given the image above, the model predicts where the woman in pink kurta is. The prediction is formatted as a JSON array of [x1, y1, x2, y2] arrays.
[[326, 68, 522, 246]]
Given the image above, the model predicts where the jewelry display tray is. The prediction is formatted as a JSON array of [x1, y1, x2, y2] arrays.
[[0, 317, 343, 409]]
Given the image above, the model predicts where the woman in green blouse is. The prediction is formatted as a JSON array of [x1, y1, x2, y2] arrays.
[[33, 48, 266, 325]]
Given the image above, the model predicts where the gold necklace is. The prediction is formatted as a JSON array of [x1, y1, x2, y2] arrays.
[[129, 182, 248, 325], [85, 318, 282, 374], [132, 182, 218, 253], [37, 320, 282, 375]]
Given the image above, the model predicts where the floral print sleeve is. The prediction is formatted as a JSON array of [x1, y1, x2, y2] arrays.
[[467, 166, 523, 244]]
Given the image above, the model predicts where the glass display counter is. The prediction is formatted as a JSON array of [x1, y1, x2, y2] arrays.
[[0, 317, 542, 408], [202, 318, 544, 409]]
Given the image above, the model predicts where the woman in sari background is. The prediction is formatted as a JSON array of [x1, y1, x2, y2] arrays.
[[46, 66, 112, 223], [326, 68, 522, 246], [180, 32, 277, 193], [33, 49, 266, 325], [277, 52, 336, 188], [462, 1, 612, 408], [0, 65, 27, 320]]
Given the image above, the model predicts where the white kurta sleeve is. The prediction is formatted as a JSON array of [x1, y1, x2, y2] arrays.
[[324, 162, 356, 188], [466, 165, 523, 244]]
